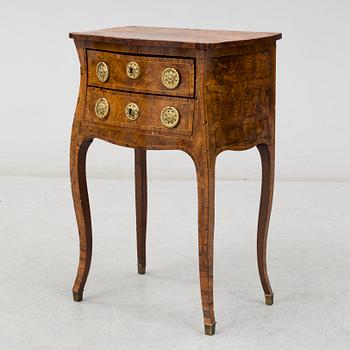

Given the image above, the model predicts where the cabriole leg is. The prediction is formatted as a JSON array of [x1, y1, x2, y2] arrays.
[[194, 152, 216, 335], [257, 143, 275, 305], [71, 134, 93, 302]]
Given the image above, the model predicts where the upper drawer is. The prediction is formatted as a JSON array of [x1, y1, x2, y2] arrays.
[[87, 50, 195, 98]]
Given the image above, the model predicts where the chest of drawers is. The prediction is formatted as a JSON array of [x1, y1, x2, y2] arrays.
[[69, 26, 281, 335]]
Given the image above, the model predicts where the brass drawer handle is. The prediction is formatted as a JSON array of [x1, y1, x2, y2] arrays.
[[161, 68, 180, 89], [96, 61, 109, 82], [126, 61, 140, 79], [95, 98, 109, 119], [160, 106, 180, 128], [125, 102, 139, 121]]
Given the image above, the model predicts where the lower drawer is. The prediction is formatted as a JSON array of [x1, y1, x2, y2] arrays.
[[83, 88, 194, 137]]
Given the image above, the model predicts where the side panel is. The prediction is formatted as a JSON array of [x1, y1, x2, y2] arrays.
[[205, 44, 276, 152]]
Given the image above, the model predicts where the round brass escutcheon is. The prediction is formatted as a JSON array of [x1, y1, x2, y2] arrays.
[[160, 106, 180, 128], [95, 98, 109, 119], [125, 102, 139, 121], [96, 61, 109, 83], [161, 67, 180, 89], [126, 61, 140, 79]]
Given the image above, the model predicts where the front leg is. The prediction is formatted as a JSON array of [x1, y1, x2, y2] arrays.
[[194, 151, 216, 335], [256, 143, 275, 305], [70, 131, 93, 302]]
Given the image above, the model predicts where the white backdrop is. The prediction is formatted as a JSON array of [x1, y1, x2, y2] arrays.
[[1, 0, 349, 181]]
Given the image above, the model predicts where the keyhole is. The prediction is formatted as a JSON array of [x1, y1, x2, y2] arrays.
[[128, 108, 133, 116], [129, 67, 133, 75]]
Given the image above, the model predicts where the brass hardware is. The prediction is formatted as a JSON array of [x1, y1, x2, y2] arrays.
[[72, 291, 83, 302], [94, 98, 109, 119], [265, 294, 274, 305], [96, 61, 109, 82], [204, 323, 216, 336], [161, 67, 180, 89], [137, 264, 146, 274], [160, 106, 180, 128], [125, 102, 139, 121], [126, 61, 140, 79]]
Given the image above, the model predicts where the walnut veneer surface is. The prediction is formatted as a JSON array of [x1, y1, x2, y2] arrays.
[[69, 26, 281, 336]]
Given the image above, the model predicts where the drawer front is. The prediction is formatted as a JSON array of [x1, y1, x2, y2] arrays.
[[87, 50, 195, 98], [84, 88, 194, 137]]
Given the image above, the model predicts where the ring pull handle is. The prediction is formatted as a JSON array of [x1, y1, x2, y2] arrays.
[[161, 68, 180, 89], [95, 98, 109, 119], [96, 62, 109, 82], [160, 106, 180, 128]]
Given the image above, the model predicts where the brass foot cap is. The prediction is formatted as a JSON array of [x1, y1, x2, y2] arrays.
[[265, 294, 274, 305], [138, 264, 146, 274], [73, 291, 83, 302], [204, 323, 216, 336]]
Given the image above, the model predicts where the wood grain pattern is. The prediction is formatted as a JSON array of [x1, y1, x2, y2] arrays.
[[70, 26, 281, 49], [87, 50, 195, 98], [84, 87, 195, 136], [70, 134, 93, 302], [193, 142, 217, 333], [206, 50, 272, 152], [70, 45, 94, 302], [69, 27, 281, 335]]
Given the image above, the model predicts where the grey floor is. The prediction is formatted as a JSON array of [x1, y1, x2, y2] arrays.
[[0, 176, 349, 349]]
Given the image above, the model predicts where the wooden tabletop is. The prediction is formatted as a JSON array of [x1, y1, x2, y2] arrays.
[[69, 26, 282, 49]]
